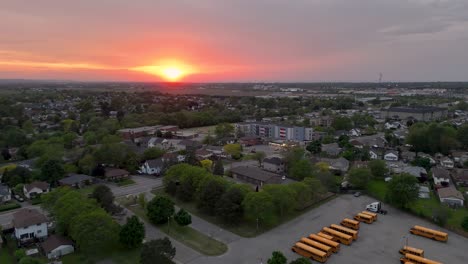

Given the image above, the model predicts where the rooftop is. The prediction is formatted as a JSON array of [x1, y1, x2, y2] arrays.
[[13, 209, 47, 228]]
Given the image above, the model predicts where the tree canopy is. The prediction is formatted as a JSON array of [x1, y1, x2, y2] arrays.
[[386, 174, 419, 208]]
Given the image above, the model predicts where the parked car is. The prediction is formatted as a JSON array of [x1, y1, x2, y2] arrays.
[[14, 195, 24, 202], [353, 192, 361, 197]]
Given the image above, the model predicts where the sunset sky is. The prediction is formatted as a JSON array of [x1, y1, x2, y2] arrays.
[[1, 0, 468, 82]]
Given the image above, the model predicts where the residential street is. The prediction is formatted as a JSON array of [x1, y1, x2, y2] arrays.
[[106, 175, 163, 197]]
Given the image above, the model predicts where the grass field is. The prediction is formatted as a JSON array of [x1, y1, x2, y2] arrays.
[[118, 197, 227, 256], [62, 245, 140, 264], [117, 179, 136, 187]]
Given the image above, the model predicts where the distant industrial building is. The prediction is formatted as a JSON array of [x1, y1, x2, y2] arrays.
[[385, 106, 447, 121], [235, 122, 313, 141]]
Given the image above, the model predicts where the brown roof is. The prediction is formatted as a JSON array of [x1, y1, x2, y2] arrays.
[[438, 186, 465, 200], [104, 168, 129, 178], [432, 167, 450, 180], [41, 234, 73, 253], [13, 209, 47, 228], [24, 181, 49, 193]]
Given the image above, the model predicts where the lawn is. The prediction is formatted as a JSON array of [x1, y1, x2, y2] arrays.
[[0, 245, 15, 264], [151, 188, 336, 238], [117, 197, 227, 256], [62, 244, 140, 264], [117, 179, 136, 187]]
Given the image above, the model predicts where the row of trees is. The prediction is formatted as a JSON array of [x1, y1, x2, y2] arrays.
[[407, 123, 467, 154], [163, 164, 326, 227]]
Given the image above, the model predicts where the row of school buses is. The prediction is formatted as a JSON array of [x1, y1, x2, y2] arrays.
[[399, 225, 448, 264], [291, 211, 377, 263]]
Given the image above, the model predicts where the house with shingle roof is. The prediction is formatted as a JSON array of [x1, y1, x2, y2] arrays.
[[23, 181, 49, 199], [41, 234, 74, 259], [438, 186, 465, 207], [13, 209, 48, 242]]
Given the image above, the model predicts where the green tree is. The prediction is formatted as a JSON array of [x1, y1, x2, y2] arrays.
[[288, 182, 312, 210], [143, 147, 165, 160], [348, 168, 372, 189], [174, 208, 192, 226], [224, 143, 242, 159], [53, 190, 96, 234], [197, 177, 227, 215], [306, 140, 321, 154], [289, 257, 309, 264], [216, 185, 249, 225], [242, 191, 277, 226], [120, 216, 145, 248], [70, 209, 120, 254], [411, 156, 432, 171], [267, 251, 287, 264], [461, 216, 468, 231], [214, 123, 234, 139], [263, 185, 296, 217], [91, 185, 117, 213], [78, 154, 96, 175], [18, 257, 44, 264], [213, 159, 224, 176], [368, 160, 388, 179], [147, 195, 175, 224], [200, 159, 213, 171], [386, 174, 419, 208], [457, 124, 468, 150], [140, 238, 176, 264], [289, 159, 312, 180], [40, 159, 65, 186], [252, 151, 266, 166], [332, 116, 352, 130]]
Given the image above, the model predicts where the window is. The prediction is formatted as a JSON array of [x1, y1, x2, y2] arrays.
[[37, 230, 42, 234]]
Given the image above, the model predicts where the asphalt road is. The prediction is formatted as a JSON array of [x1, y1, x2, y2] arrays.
[[188, 195, 467, 264], [106, 175, 163, 197]]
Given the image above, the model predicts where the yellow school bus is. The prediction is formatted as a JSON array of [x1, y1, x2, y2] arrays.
[[291, 242, 328, 263], [322, 227, 353, 245], [354, 213, 374, 224], [309, 234, 340, 253], [330, 224, 358, 240], [399, 246, 424, 257], [299, 237, 333, 257], [409, 225, 448, 242], [317, 232, 334, 241], [340, 218, 360, 230], [400, 253, 442, 264], [361, 211, 378, 221]]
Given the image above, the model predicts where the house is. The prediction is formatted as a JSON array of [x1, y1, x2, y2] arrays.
[[23, 181, 49, 199], [438, 186, 465, 207], [385, 106, 448, 121], [369, 147, 384, 160], [262, 157, 285, 173], [147, 137, 165, 148], [195, 149, 213, 160], [322, 157, 350, 174], [418, 153, 437, 165], [205, 145, 226, 158], [140, 158, 164, 175], [13, 209, 48, 242], [432, 167, 450, 188], [440, 157, 454, 169], [349, 128, 361, 137], [178, 139, 202, 151], [41, 234, 74, 259], [349, 139, 364, 149], [162, 153, 185, 163], [452, 151, 468, 165], [384, 150, 399, 161], [453, 169, 468, 187], [58, 174, 95, 188], [104, 168, 130, 181], [401, 151, 416, 162], [321, 143, 342, 156], [239, 136, 261, 146], [0, 184, 11, 203], [231, 166, 283, 186], [401, 166, 428, 181]]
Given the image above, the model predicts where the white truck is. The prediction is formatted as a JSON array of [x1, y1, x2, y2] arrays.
[[366, 202, 387, 215]]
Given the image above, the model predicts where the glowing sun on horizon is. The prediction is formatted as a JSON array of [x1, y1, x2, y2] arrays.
[[131, 61, 194, 81]]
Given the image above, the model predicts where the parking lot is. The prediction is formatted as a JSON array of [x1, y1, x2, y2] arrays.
[[190, 195, 467, 264]]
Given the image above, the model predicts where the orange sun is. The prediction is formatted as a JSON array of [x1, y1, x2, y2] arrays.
[[131, 60, 195, 81]]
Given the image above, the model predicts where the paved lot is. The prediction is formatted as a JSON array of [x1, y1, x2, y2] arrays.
[[189, 195, 467, 264], [243, 144, 280, 157], [107, 175, 163, 197]]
